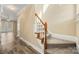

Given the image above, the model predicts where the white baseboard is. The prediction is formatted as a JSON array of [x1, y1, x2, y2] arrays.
[[18, 36, 44, 54]]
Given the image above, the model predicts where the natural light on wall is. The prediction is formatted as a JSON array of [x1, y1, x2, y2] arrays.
[[43, 4, 49, 14]]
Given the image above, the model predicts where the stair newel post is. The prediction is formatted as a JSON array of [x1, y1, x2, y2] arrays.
[[44, 21, 47, 50]]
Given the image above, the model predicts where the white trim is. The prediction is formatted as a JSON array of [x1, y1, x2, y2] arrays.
[[48, 32, 78, 42], [48, 32, 79, 53], [18, 36, 44, 54]]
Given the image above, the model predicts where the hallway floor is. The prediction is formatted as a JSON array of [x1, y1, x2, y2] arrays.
[[0, 36, 39, 54], [0, 32, 78, 54]]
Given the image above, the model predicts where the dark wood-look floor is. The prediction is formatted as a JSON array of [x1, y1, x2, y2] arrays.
[[0, 37, 40, 54]]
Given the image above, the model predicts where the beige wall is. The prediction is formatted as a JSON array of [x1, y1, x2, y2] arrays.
[[42, 4, 76, 44], [43, 4, 76, 35], [18, 5, 43, 53], [76, 22, 79, 36], [76, 5, 79, 36]]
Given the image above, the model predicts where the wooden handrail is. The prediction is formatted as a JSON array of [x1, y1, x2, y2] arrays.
[[44, 22, 47, 50], [35, 13, 45, 26], [34, 13, 48, 51]]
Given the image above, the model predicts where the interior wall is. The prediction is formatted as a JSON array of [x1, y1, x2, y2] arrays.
[[43, 4, 76, 35], [42, 4, 76, 44], [76, 22, 79, 36], [18, 5, 44, 53], [76, 5, 79, 36]]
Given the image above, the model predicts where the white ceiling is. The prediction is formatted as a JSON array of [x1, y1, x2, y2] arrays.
[[0, 4, 26, 20]]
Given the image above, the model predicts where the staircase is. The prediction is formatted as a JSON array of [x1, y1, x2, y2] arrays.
[[35, 13, 79, 54], [45, 32, 79, 54], [45, 43, 78, 54]]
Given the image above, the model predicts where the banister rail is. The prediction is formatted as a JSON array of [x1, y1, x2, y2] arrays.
[[35, 13, 45, 26], [34, 13, 79, 53], [34, 13, 48, 50]]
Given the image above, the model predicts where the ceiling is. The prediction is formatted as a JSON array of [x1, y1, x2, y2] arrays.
[[0, 4, 26, 20]]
